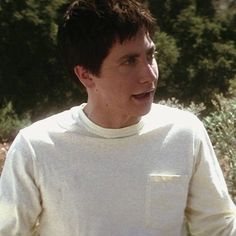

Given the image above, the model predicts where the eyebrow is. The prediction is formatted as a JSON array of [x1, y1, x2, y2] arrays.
[[117, 44, 156, 63], [117, 53, 139, 63]]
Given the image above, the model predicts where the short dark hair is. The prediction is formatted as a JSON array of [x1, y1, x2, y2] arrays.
[[57, 0, 156, 83]]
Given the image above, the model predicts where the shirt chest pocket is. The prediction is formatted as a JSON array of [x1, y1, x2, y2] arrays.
[[145, 174, 189, 230]]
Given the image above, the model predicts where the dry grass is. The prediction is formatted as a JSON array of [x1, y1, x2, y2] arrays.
[[0, 142, 10, 175]]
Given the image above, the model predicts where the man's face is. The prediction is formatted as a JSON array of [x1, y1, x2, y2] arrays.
[[89, 30, 159, 125]]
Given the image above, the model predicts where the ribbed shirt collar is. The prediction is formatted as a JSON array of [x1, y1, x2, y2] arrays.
[[77, 104, 144, 139]]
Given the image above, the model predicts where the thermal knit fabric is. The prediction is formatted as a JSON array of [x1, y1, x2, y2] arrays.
[[0, 103, 236, 236]]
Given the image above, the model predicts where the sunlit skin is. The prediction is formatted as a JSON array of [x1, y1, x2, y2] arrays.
[[74, 29, 159, 128]]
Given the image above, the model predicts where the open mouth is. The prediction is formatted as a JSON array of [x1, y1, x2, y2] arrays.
[[132, 90, 155, 100]]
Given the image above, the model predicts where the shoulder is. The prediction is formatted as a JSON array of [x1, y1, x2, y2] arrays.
[[147, 103, 202, 126], [141, 103, 205, 136], [19, 106, 82, 143]]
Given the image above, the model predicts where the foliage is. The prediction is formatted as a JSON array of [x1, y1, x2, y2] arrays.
[[0, 0, 235, 114], [203, 95, 236, 201], [149, 0, 236, 105], [173, 5, 236, 103], [0, 142, 10, 175], [159, 94, 236, 202], [158, 97, 206, 117], [153, 31, 180, 99], [0, 101, 30, 141], [0, 0, 85, 119], [147, 0, 192, 34]]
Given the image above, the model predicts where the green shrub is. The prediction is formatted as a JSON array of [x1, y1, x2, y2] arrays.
[[203, 95, 236, 202], [160, 96, 235, 234], [159, 96, 236, 202], [0, 102, 31, 141], [158, 97, 206, 117]]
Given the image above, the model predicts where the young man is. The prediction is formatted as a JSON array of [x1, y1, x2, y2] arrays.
[[0, 0, 236, 235]]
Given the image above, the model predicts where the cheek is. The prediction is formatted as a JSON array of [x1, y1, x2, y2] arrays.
[[155, 69, 159, 83], [152, 61, 159, 78], [97, 72, 136, 98], [108, 74, 136, 91]]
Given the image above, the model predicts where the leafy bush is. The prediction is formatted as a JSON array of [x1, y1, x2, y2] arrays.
[[160, 95, 236, 235], [0, 142, 10, 175], [203, 95, 236, 201], [149, 1, 236, 105], [159, 95, 236, 202], [153, 32, 180, 99], [0, 101, 31, 141], [158, 97, 206, 117]]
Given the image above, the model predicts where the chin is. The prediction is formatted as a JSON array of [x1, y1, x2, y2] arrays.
[[135, 103, 153, 117]]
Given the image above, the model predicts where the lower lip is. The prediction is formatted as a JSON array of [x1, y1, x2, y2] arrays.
[[132, 91, 154, 102]]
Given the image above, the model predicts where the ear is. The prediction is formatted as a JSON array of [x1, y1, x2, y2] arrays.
[[74, 65, 95, 88]]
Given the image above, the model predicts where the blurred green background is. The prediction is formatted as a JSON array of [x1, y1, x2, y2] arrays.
[[0, 0, 235, 120]]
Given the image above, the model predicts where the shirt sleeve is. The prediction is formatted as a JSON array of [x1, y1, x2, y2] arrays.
[[185, 121, 236, 235], [0, 131, 42, 236]]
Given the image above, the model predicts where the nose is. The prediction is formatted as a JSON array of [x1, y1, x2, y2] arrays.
[[139, 62, 158, 84]]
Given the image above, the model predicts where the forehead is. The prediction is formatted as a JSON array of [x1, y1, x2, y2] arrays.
[[107, 30, 154, 59]]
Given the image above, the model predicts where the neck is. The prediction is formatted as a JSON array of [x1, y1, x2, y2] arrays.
[[83, 103, 141, 129]]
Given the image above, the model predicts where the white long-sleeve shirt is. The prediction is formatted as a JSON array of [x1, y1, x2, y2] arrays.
[[0, 103, 236, 236]]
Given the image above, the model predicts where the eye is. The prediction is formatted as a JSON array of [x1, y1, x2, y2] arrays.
[[122, 56, 138, 66], [147, 50, 158, 62]]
